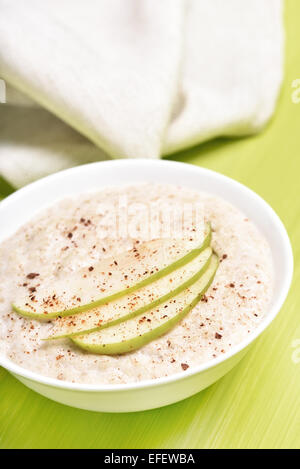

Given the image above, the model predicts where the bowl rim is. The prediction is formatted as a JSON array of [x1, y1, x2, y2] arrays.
[[0, 159, 294, 392]]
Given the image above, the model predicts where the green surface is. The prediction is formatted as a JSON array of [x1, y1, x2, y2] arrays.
[[0, 0, 299, 449]]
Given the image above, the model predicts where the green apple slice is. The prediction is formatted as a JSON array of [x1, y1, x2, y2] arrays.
[[72, 254, 219, 355], [12, 223, 211, 320], [47, 247, 212, 339]]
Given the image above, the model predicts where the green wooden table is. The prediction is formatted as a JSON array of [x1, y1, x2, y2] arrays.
[[0, 0, 299, 449]]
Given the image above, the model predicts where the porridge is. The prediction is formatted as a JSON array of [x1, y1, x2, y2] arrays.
[[0, 184, 273, 384]]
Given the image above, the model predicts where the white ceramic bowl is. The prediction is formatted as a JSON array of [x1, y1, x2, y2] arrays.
[[0, 160, 293, 412]]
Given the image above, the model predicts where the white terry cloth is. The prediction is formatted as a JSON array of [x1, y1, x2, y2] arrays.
[[4, 84, 39, 108], [0, 0, 184, 159], [0, 0, 284, 188], [163, 0, 284, 155]]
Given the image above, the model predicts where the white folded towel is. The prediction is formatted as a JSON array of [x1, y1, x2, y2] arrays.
[[164, 0, 284, 154], [0, 0, 284, 187]]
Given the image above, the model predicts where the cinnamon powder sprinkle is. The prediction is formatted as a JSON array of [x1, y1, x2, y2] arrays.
[[181, 363, 189, 371]]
